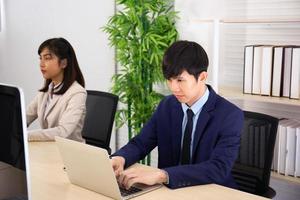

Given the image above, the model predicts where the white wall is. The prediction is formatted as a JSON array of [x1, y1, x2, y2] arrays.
[[175, 0, 226, 91], [0, 0, 114, 102], [0, 0, 5, 73], [0, 0, 116, 150]]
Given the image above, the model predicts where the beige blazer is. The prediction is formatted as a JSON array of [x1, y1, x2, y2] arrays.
[[26, 81, 86, 142]]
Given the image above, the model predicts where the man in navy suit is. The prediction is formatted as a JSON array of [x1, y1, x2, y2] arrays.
[[111, 40, 244, 189]]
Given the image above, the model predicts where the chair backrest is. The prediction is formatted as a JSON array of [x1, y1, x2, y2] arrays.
[[232, 111, 279, 197], [82, 90, 118, 154]]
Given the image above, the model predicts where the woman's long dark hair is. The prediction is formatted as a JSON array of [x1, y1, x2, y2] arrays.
[[38, 37, 85, 94]]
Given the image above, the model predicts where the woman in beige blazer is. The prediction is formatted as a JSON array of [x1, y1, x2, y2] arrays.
[[26, 38, 86, 142]]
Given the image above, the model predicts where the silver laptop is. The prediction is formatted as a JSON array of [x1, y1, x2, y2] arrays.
[[55, 136, 161, 200], [0, 83, 31, 200]]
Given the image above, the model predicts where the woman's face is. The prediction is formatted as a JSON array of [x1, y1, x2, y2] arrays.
[[39, 48, 66, 84]]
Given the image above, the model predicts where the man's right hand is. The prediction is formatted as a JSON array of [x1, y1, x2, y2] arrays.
[[110, 156, 125, 177]]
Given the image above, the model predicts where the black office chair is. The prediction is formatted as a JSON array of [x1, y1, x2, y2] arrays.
[[232, 111, 279, 199], [82, 90, 118, 155]]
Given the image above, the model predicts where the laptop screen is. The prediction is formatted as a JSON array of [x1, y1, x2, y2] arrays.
[[0, 84, 30, 200]]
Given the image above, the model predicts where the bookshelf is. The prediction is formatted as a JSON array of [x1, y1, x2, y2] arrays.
[[186, 18, 300, 120], [178, 17, 300, 182], [175, 0, 300, 183], [192, 19, 300, 184], [219, 87, 300, 124], [219, 87, 300, 107], [217, 19, 300, 183]]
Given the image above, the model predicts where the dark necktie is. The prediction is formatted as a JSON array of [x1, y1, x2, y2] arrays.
[[181, 109, 194, 165]]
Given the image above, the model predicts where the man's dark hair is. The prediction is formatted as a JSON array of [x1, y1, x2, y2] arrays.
[[38, 37, 85, 94], [162, 40, 209, 80]]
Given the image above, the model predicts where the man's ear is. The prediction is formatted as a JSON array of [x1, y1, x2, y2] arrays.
[[61, 59, 67, 69], [198, 71, 208, 82]]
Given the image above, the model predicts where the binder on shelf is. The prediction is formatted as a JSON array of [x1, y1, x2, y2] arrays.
[[277, 122, 286, 174], [290, 47, 300, 99], [278, 119, 299, 174], [261, 46, 274, 96], [252, 46, 263, 95], [277, 119, 293, 174], [285, 122, 299, 176], [271, 46, 284, 97], [295, 127, 300, 177], [282, 47, 293, 97], [243, 45, 254, 94]]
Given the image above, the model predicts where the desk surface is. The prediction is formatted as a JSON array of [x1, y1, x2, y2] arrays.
[[29, 142, 268, 200]]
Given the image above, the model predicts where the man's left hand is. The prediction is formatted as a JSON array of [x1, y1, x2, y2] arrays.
[[118, 167, 167, 189]]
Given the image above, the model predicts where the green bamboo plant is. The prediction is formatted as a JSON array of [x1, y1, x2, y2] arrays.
[[103, 0, 178, 165]]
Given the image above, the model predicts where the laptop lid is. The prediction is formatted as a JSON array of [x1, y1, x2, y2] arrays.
[[55, 136, 122, 200], [55, 136, 161, 200], [0, 83, 31, 200]]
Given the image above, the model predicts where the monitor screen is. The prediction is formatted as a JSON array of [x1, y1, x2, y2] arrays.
[[0, 84, 28, 200]]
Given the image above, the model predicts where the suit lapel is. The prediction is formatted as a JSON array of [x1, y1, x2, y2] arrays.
[[36, 93, 49, 128], [38, 93, 48, 119], [169, 85, 217, 164], [192, 85, 217, 159], [171, 100, 184, 165], [44, 96, 60, 119], [192, 111, 210, 157]]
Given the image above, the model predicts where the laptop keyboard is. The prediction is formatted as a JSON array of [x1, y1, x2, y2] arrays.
[[119, 186, 142, 197]]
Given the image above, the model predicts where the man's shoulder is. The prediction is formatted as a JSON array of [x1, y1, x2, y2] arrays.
[[153, 95, 180, 115], [215, 94, 241, 112], [159, 95, 179, 107], [211, 95, 243, 122]]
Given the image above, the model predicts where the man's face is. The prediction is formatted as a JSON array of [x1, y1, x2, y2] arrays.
[[167, 70, 207, 106]]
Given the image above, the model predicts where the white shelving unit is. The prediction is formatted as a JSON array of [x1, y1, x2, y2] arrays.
[[219, 87, 300, 122], [185, 18, 300, 121], [176, 0, 300, 183], [216, 18, 300, 121], [186, 14, 300, 185], [217, 19, 300, 182]]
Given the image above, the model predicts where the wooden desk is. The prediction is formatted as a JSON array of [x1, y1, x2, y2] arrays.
[[29, 142, 268, 200]]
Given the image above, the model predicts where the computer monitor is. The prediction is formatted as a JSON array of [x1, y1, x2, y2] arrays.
[[0, 83, 31, 200]]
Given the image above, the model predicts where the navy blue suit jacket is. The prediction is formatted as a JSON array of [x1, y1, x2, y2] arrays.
[[114, 85, 243, 189]]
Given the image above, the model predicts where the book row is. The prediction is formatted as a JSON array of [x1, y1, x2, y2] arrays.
[[243, 45, 300, 99], [272, 119, 300, 177]]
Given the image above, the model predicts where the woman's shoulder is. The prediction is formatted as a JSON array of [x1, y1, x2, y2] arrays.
[[64, 81, 87, 97], [69, 81, 86, 93]]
